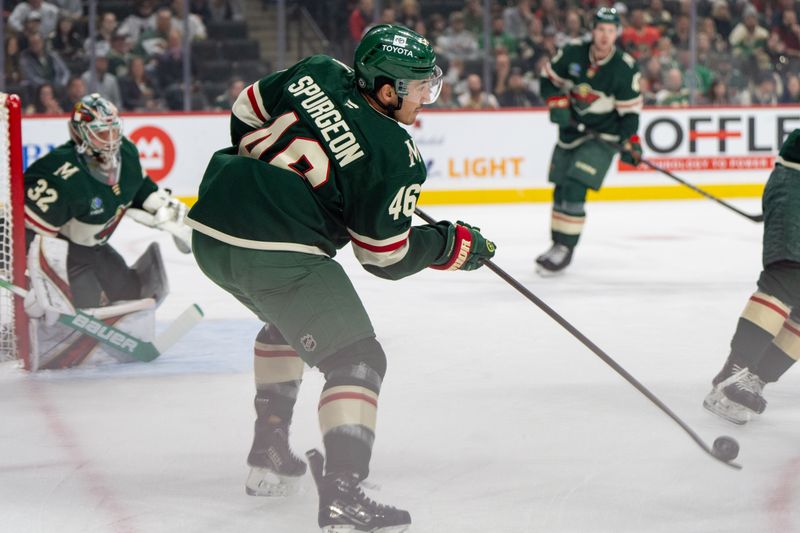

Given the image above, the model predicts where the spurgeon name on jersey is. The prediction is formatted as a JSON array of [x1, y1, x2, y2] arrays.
[[541, 42, 642, 146], [24, 138, 158, 247], [187, 55, 450, 280]]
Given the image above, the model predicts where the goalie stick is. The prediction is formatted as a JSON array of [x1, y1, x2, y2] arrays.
[[576, 124, 763, 223], [0, 278, 203, 363], [415, 208, 742, 470]]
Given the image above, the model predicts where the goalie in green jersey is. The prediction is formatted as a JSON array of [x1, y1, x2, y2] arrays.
[[703, 129, 800, 425], [188, 24, 495, 532], [536, 7, 644, 275], [21, 93, 191, 369]]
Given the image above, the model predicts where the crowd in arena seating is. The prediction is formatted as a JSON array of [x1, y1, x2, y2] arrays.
[[3, 0, 245, 114], [333, 0, 800, 109], [4, 0, 800, 115]]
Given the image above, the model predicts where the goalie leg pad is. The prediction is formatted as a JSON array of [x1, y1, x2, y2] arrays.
[[133, 242, 169, 305]]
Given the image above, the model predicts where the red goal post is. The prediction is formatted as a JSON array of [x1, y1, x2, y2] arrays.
[[0, 93, 30, 369]]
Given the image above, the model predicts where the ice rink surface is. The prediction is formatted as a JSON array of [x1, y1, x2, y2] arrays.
[[2, 199, 799, 533]]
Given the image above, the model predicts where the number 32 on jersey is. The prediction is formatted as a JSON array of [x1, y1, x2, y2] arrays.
[[388, 184, 420, 220]]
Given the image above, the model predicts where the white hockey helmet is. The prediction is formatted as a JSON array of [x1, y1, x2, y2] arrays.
[[68, 93, 122, 183]]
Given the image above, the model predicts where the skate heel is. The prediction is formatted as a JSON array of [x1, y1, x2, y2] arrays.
[[245, 466, 302, 497]]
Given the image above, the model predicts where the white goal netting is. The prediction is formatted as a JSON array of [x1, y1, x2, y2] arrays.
[[0, 93, 22, 363]]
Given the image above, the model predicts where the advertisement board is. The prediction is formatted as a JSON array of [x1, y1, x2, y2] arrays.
[[21, 106, 799, 203]]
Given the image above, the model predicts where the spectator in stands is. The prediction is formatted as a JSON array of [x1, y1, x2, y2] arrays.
[[462, 0, 485, 36], [621, 9, 661, 60], [642, 55, 664, 100], [669, 14, 691, 50], [518, 16, 545, 72], [51, 0, 81, 21], [711, 0, 735, 41], [699, 78, 731, 105], [83, 12, 118, 58], [556, 9, 590, 49], [4, 35, 22, 87], [213, 77, 244, 110], [397, 0, 421, 31], [656, 67, 690, 107], [80, 53, 121, 108], [156, 29, 189, 90], [497, 67, 542, 107], [25, 82, 64, 114], [18, 11, 46, 51], [772, 8, 800, 62], [119, 0, 157, 44], [781, 73, 800, 103], [190, 0, 212, 22], [730, 4, 770, 75], [172, 0, 208, 41], [457, 73, 499, 109], [503, 0, 534, 41], [207, 0, 244, 22], [107, 31, 134, 79], [436, 11, 479, 61], [59, 75, 86, 110], [426, 13, 447, 46], [741, 71, 779, 105], [119, 56, 161, 111], [138, 7, 173, 60], [378, 6, 397, 26], [644, 0, 672, 34], [539, 25, 559, 59], [51, 16, 83, 61], [9, 0, 59, 39], [485, 16, 517, 58], [493, 51, 511, 96], [536, 0, 559, 34], [443, 56, 467, 95], [19, 33, 70, 93], [428, 80, 458, 108], [349, 0, 373, 43]]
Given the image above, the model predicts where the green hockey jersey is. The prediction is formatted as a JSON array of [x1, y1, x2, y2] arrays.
[[24, 138, 158, 247], [187, 55, 450, 280], [541, 43, 642, 146]]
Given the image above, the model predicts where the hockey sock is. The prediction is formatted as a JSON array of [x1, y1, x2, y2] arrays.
[[551, 182, 587, 248], [750, 314, 800, 383], [727, 291, 789, 369], [253, 324, 304, 423], [317, 337, 386, 479]]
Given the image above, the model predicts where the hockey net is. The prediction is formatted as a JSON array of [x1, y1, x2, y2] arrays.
[[0, 93, 29, 368]]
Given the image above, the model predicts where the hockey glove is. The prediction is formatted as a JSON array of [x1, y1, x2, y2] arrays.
[[620, 135, 643, 166], [134, 189, 192, 253], [430, 221, 496, 271], [546, 95, 571, 127]]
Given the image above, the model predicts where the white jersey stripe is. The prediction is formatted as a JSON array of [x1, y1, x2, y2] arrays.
[[351, 240, 411, 268], [232, 83, 270, 128], [187, 217, 329, 256], [346, 227, 409, 248]]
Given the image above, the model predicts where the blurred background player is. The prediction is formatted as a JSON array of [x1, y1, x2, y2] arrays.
[[703, 129, 800, 425], [536, 7, 643, 275], [23, 93, 190, 320], [187, 24, 495, 533]]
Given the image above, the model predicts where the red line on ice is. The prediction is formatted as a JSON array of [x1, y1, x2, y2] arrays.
[[767, 455, 800, 531]]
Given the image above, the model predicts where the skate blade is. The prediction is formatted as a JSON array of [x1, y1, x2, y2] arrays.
[[245, 467, 302, 497], [535, 264, 567, 278], [703, 395, 749, 425], [321, 526, 410, 533]]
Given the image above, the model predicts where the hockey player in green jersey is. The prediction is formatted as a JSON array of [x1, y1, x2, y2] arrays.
[[188, 24, 495, 532], [23, 93, 190, 315], [536, 7, 643, 275], [703, 129, 800, 425]]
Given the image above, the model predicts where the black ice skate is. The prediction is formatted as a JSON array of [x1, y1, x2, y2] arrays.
[[722, 368, 767, 415], [307, 449, 411, 533], [535, 243, 573, 276], [245, 423, 306, 497]]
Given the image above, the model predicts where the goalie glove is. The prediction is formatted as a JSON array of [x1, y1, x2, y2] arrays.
[[430, 221, 496, 271], [131, 189, 192, 253]]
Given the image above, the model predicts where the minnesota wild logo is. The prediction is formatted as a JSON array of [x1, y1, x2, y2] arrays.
[[569, 83, 601, 111]]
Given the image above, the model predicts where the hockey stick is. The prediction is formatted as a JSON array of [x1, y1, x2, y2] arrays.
[[0, 278, 203, 363], [580, 127, 763, 222], [415, 208, 742, 470]]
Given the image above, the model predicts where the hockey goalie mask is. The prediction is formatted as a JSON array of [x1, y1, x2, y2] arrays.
[[354, 24, 441, 104], [69, 93, 122, 185]]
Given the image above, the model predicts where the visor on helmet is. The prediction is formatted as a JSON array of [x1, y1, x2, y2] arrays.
[[395, 65, 443, 104]]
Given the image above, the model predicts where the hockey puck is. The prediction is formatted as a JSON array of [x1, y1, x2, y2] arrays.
[[712, 436, 739, 462]]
